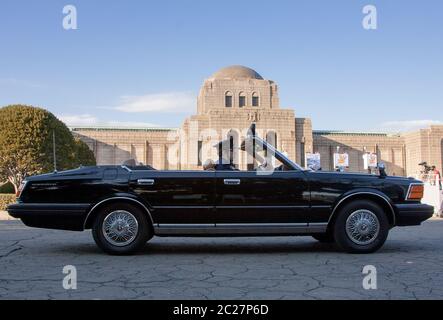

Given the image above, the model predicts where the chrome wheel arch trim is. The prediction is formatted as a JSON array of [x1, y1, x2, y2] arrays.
[[83, 196, 154, 230], [327, 191, 396, 227]]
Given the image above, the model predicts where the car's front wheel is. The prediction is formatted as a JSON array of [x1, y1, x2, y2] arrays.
[[92, 203, 152, 255], [333, 200, 389, 254]]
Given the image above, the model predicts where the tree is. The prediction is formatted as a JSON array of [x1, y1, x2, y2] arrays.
[[0, 105, 96, 193], [73, 138, 96, 167]]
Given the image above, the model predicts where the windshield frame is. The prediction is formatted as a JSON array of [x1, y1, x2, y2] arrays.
[[241, 136, 305, 171]]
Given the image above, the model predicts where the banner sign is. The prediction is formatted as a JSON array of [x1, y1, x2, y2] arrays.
[[363, 153, 378, 169], [305, 153, 321, 170], [334, 153, 349, 168]]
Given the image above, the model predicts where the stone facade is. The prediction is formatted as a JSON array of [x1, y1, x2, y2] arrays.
[[313, 131, 406, 176], [403, 126, 443, 176], [71, 65, 443, 177], [73, 128, 179, 170]]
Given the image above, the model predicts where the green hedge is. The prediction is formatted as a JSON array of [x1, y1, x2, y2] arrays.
[[0, 194, 16, 211], [0, 182, 15, 194]]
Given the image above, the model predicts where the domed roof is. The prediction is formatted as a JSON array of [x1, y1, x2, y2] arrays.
[[211, 65, 264, 80]]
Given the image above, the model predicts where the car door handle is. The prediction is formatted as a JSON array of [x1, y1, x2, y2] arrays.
[[224, 179, 241, 185], [137, 179, 155, 186]]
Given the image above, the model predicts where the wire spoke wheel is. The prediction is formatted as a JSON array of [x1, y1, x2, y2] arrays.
[[345, 209, 380, 245], [102, 210, 139, 247]]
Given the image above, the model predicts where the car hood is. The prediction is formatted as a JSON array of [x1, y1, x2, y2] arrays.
[[306, 170, 419, 184]]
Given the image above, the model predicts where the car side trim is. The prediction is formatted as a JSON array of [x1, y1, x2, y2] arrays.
[[328, 192, 396, 226], [152, 205, 310, 209], [83, 197, 154, 229], [154, 223, 327, 236], [308, 222, 329, 232], [152, 206, 214, 209], [216, 205, 310, 209]]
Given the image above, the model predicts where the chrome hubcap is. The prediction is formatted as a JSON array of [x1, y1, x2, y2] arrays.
[[345, 209, 380, 245], [102, 210, 139, 247]]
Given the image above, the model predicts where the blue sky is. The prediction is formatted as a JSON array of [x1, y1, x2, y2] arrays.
[[0, 0, 442, 132]]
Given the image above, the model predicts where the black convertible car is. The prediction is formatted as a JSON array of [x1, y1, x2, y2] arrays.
[[8, 124, 434, 255]]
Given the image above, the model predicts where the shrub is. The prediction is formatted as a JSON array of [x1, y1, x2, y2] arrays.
[[0, 105, 96, 192], [0, 194, 16, 211], [0, 182, 15, 194]]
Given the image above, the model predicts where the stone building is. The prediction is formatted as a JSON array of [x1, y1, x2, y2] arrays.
[[72, 65, 443, 177]]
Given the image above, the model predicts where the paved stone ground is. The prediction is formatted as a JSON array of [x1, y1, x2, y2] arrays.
[[1, 219, 443, 300], [0, 211, 17, 221]]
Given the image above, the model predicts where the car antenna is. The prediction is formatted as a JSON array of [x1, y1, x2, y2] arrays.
[[53, 131, 58, 173]]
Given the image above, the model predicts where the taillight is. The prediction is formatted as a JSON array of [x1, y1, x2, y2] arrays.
[[407, 184, 424, 201], [16, 181, 27, 198]]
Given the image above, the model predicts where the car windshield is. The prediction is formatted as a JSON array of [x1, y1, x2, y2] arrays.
[[203, 136, 303, 172], [252, 136, 303, 171]]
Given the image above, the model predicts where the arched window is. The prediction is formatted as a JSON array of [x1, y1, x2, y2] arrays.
[[225, 91, 233, 108], [252, 92, 259, 107], [239, 92, 246, 108]]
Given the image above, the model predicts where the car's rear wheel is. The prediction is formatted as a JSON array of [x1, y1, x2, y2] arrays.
[[92, 203, 152, 255], [312, 233, 335, 243], [333, 200, 389, 254]]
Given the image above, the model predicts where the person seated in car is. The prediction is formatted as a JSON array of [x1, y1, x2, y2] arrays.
[[215, 160, 237, 171], [214, 142, 237, 171], [203, 159, 216, 171], [215, 153, 237, 170]]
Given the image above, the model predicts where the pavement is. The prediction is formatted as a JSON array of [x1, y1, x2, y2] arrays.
[[1, 219, 443, 300], [0, 211, 16, 221]]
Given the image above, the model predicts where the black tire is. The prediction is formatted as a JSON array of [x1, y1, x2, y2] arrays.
[[312, 233, 335, 243], [92, 203, 152, 255], [333, 200, 389, 254]]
